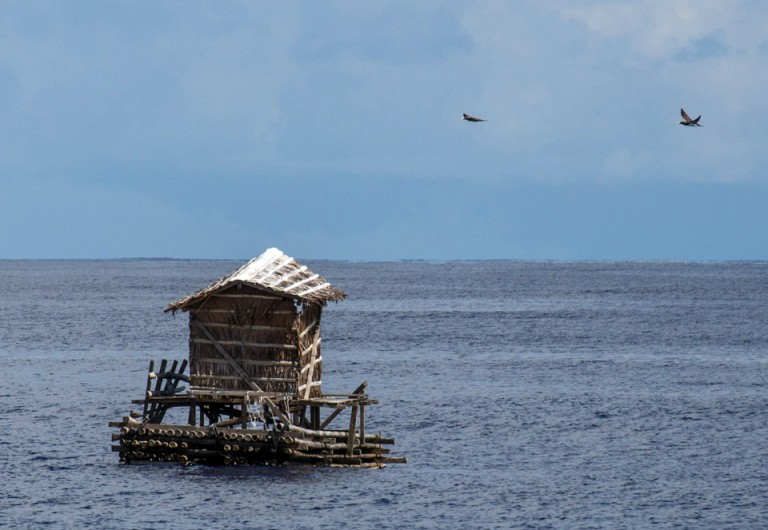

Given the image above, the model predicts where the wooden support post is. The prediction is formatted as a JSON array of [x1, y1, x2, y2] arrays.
[[347, 405, 358, 457], [241, 397, 249, 429], [311, 406, 320, 430], [188, 403, 196, 426], [360, 404, 366, 444], [142, 360, 154, 419], [154, 359, 168, 395], [147, 359, 168, 422], [294, 405, 306, 427]]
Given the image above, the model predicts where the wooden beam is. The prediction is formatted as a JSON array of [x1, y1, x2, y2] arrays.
[[209, 294, 283, 301], [285, 272, 320, 292], [302, 333, 321, 399], [299, 338, 322, 357], [298, 319, 317, 339], [198, 309, 294, 316], [200, 322, 291, 333], [300, 358, 323, 374], [297, 381, 322, 393], [268, 264, 308, 287], [317, 382, 368, 429], [192, 357, 296, 368], [296, 281, 332, 298], [318, 407, 342, 431], [191, 338, 297, 350], [191, 374, 296, 383]]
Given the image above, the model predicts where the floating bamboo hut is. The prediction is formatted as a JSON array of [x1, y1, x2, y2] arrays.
[[111, 248, 405, 467]]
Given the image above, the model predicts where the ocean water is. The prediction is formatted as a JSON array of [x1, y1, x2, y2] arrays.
[[1, 259, 767, 529]]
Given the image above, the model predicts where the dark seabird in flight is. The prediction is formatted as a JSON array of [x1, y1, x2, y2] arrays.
[[678, 108, 702, 127], [462, 113, 486, 122]]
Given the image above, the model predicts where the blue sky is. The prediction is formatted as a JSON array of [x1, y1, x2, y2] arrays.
[[2, 1, 767, 260]]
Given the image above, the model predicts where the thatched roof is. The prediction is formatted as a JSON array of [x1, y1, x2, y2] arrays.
[[164, 247, 347, 313]]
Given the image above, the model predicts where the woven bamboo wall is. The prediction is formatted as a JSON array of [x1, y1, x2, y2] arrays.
[[187, 284, 299, 393]]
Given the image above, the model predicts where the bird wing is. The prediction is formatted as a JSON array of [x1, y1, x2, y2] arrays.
[[692, 115, 701, 125], [680, 108, 693, 123]]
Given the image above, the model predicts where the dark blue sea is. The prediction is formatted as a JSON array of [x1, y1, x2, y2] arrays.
[[1, 260, 767, 529]]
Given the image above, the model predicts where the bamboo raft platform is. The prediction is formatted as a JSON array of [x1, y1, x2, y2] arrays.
[[111, 360, 404, 467], [111, 248, 405, 467]]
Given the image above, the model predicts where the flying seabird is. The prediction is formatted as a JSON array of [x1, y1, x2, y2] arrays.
[[678, 108, 702, 127], [462, 113, 486, 122]]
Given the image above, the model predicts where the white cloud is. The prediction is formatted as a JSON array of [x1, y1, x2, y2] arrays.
[[556, 1, 752, 59], [0, 3, 303, 179], [447, 1, 768, 183], [3, 0, 768, 190]]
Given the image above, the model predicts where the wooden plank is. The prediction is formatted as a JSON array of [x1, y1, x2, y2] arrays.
[[189, 388, 275, 398], [173, 359, 189, 393], [155, 358, 186, 422], [201, 322, 291, 333], [191, 338, 297, 349], [198, 309, 294, 315], [155, 372, 191, 383], [192, 357, 296, 368], [191, 374, 296, 383], [160, 359, 178, 396], [209, 294, 282, 300]]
